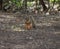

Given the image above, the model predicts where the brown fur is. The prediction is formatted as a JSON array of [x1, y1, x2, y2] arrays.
[[25, 20, 32, 30]]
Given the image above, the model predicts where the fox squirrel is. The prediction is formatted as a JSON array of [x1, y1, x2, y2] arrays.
[[25, 18, 32, 30]]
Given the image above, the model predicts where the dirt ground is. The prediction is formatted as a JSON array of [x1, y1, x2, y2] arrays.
[[0, 12, 60, 49]]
